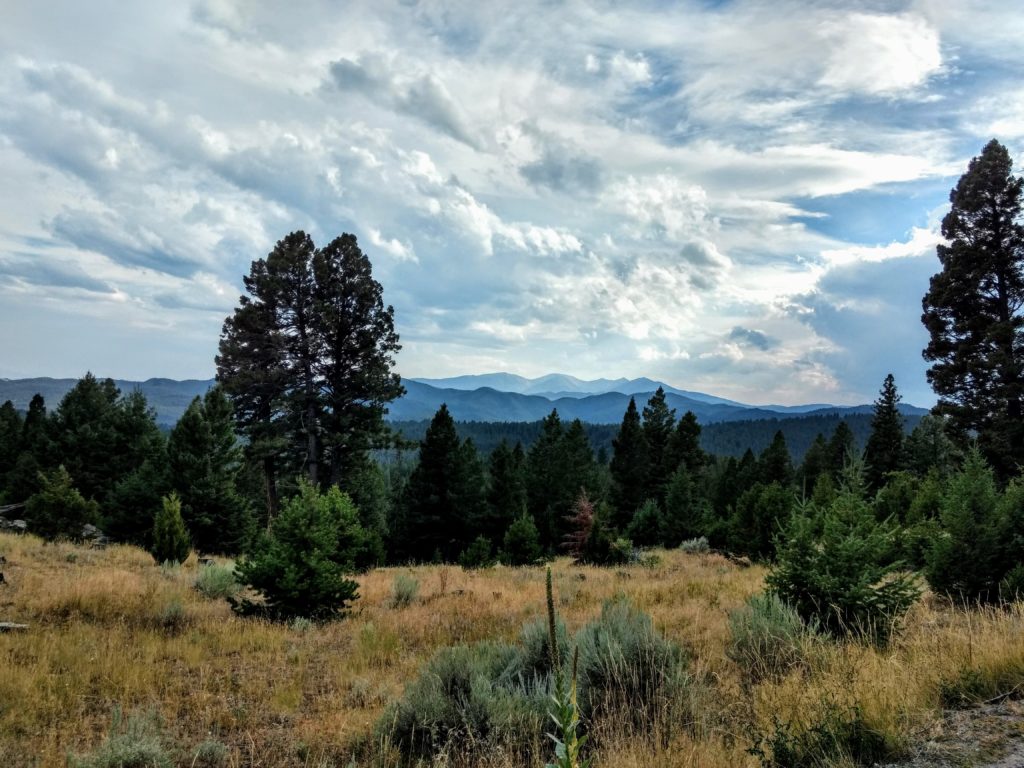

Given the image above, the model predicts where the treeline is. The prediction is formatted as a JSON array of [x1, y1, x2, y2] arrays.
[[388, 411, 920, 463]]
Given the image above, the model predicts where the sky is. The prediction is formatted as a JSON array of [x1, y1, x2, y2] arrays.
[[1, 1, 1023, 406]]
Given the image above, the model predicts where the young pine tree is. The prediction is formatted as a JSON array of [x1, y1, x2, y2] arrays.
[[609, 398, 649, 531], [864, 374, 905, 491], [25, 465, 99, 540], [151, 492, 191, 565], [500, 513, 544, 566], [234, 481, 365, 619]]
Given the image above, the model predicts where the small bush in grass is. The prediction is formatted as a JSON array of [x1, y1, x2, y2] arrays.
[[500, 514, 544, 566], [678, 536, 710, 554], [69, 709, 173, 768], [458, 535, 494, 569], [191, 739, 229, 767], [389, 574, 419, 608], [156, 597, 187, 632], [194, 564, 239, 599], [151, 493, 190, 565], [749, 701, 888, 768], [728, 593, 816, 683], [290, 617, 313, 633], [378, 592, 686, 763]]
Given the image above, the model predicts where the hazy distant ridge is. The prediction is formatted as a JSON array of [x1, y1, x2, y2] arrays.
[[0, 374, 928, 426]]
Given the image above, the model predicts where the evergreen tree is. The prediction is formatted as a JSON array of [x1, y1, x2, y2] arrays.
[[49, 373, 121, 500], [667, 410, 705, 474], [798, 433, 829, 495], [167, 387, 253, 554], [729, 482, 792, 560], [25, 465, 99, 540], [103, 452, 171, 547], [926, 446, 1003, 603], [217, 231, 403, 510], [500, 513, 543, 566], [234, 481, 365, 620], [525, 410, 565, 550], [662, 464, 702, 546], [5, 394, 50, 502], [486, 440, 527, 539], [343, 460, 391, 555], [151, 493, 191, 565], [904, 414, 959, 478], [627, 499, 663, 547], [826, 421, 857, 478], [768, 490, 920, 644], [641, 387, 676, 502], [399, 405, 482, 561], [0, 401, 23, 499], [922, 140, 1024, 480], [759, 430, 793, 487], [562, 491, 595, 560], [864, 374, 905, 491], [609, 397, 649, 531]]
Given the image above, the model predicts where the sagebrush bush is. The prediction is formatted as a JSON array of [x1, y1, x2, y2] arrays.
[[69, 709, 174, 768], [191, 738, 229, 767], [378, 596, 686, 763], [727, 593, 815, 683], [678, 536, 710, 554], [389, 574, 419, 608], [194, 564, 239, 599]]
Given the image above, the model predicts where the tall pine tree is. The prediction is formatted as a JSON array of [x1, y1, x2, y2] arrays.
[[922, 140, 1024, 479], [641, 388, 676, 503], [610, 397, 649, 531]]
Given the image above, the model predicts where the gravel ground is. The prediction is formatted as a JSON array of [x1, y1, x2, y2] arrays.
[[877, 700, 1024, 768]]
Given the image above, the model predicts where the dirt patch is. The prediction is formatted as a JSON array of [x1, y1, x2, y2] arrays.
[[879, 700, 1024, 768]]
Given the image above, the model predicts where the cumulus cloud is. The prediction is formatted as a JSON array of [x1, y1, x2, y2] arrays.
[[0, 0, 1011, 398]]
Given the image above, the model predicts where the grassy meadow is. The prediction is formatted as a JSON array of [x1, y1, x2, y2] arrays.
[[1, 532, 1024, 767]]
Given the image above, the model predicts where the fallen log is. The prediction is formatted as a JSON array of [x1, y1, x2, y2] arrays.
[[0, 622, 28, 632]]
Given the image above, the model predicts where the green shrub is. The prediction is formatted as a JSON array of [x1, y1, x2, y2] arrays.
[[69, 709, 173, 768], [191, 739, 229, 767], [389, 574, 420, 609], [750, 702, 888, 767], [500, 514, 543, 566], [151, 493, 190, 565], [458, 535, 494, 569], [626, 499, 662, 547], [728, 593, 815, 683], [233, 480, 365, 620], [194, 564, 239, 600], [25, 465, 99, 541], [156, 597, 187, 633], [768, 489, 920, 645]]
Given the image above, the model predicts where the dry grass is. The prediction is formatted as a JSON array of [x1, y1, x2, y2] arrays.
[[1, 532, 1023, 767]]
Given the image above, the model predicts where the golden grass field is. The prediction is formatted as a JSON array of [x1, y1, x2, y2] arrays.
[[1, 531, 1023, 767]]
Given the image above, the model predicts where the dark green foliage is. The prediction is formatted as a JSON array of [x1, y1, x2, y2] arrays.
[[641, 387, 676, 503], [167, 387, 252, 554], [759, 431, 793, 487], [103, 455, 170, 547], [729, 482, 793, 560], [0, 400, 23, 499], [904, 414, 959, 478], [662, 464, 703, 546], [398, 405, 484, 562], [217, 231, 403, 513], [609, 398, 648, 531], [626, 499, 662, 547], [996, 479, 1024, 591], [234, 481, 364, 620], [873, 471, 919, 526], [342, 460, 390, 560], [25, 465, 99, 540], [500, 513, 544, 566], [486, 440, 528, 536], [768, 488, 921, 644], [151, 493, 191, 565], [798, 434, 829, 496], [459, 535, 494, 569], [864, 374, 905, 491], [922, 140, 1024, 481], [826, 421, 857, 479], [667, 410, 705, 473], [926, 447, 1003, 603]]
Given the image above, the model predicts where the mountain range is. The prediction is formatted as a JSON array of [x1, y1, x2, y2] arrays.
[[0, 373, 929, 426]]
